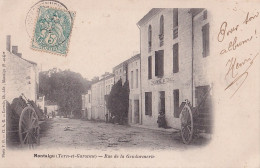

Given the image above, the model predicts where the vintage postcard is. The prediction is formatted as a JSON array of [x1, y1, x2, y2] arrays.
[[0, 0, 259, 167]]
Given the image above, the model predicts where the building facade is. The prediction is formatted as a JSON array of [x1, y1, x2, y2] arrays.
[[91, 79, 105, 120], [45, 100, 59, 117], [113, 61, 128, 84], [5, 35, 39, 104], [104, 74, 114, 120], [82, 90, 92, 120], [127, 54, 141, 124], [137, 8, 213, 130], [91, 73, 114, 121]]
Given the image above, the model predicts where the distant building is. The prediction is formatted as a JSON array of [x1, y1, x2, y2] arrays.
[[127, 54, 141, 124], [91, 73, 114, 121], [104, 74, 114, 120], [137, 8, 213, 130], [45, 100, 59, 117], [36, 94, 45, 112], [113, 61, 128, 84], [82, 90, 91, 120], [5, 35, 39, 103]]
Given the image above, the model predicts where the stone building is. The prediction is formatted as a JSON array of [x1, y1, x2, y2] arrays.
[[91, 79, 105, 120], [113, 61, 128, 84], [104, 74, 114, 120], [91, 73, 114, 121], [127, 54, 141, 124], [82, 90, 91, 120], [137, 8, 213, 130], [5, 35, 39, 104], [45, 100, 59, 117]]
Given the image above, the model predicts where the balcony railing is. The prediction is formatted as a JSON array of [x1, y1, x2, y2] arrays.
[[148, 41, 152, 52], [173, 27, 178, 39], [159, 34, 164, 47]]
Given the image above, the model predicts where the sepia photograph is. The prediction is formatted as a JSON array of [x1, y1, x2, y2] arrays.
[[0, 0, 259, 167]]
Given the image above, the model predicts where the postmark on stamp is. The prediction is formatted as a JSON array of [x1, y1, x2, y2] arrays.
[[31, 6, 75, 56]]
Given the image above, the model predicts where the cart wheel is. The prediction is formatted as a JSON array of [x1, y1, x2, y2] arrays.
[[180, 105, 193, 144], [19, 106, 40, 148]]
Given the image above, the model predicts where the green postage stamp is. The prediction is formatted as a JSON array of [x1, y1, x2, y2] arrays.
[[31, 6, 75, 56]]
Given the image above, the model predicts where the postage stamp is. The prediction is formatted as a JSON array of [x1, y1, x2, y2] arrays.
[[31, 6, 75, 56]]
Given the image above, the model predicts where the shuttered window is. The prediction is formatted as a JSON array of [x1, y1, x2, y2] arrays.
[[155, 50, 164, 77], [202, 23, 210, 57], [173, 43, 179, 73], [173, 9, 178, 28], [160, 15, 164, 35], [148, 25, 152, 52], [136, 69, 138, 88], [148, 56, 152, 79], [145, 92, 152, 116], [173, 89, 179, 118], [173, 9, 178, 39]]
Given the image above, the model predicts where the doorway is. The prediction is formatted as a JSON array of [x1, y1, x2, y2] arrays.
[[134, 100, 139, 124]]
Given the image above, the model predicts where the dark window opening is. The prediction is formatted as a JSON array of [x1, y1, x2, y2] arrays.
[[173, 89, 179, 118], [148, 25, 152, 52], [202, 23, 210, 57], [148, 56, 152, 79], [145, 92, 152, 116], [173, 9, 178, 39], [155, 50, 164, 77], [173, 9, 178, 27], [159, 15, 164, 46], [136, 69, 138, 88], [160, 15, 164, 35], [173, 43, 179, 73]]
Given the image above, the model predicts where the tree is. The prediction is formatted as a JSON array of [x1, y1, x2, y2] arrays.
[[39, 68, 91, 118], [91, 76, 99, 83], [106, 79, 129, 124]]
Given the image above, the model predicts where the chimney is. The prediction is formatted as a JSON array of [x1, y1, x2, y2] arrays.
[[12, 46, 18, 55], [6, 35, 11, 52], [11, 45, 22, 57]]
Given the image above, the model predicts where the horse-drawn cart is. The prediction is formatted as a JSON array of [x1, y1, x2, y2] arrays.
[[179, 87, 213, 144], [7, 94, 44, 148]]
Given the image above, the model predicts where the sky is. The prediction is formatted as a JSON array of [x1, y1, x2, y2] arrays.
[[0, 0, 151, 80]]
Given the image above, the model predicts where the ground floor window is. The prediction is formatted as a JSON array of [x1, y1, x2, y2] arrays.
[[173, 89, 179, 118], [145, 92, 152, 116]]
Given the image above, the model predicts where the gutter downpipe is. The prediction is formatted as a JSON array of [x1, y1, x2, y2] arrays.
[[137, 23, 142, 125]]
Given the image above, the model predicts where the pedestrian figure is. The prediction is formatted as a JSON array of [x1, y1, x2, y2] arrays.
[[105, 113, 108, 123], [157, 111, 167, 128]]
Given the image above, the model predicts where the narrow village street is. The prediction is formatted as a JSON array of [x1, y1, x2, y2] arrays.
[[38, 118, 209, 150]]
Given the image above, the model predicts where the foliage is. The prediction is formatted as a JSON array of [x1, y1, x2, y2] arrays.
[[106, 79, 129, 124], [39, 68, 91, 117], [91, 76, 99, 83]]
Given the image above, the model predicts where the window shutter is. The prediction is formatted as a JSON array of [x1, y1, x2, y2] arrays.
[[173, 43, 179, 73], [202, 23, 209, 57], [155, 50, 164, 77], [145, 93, 148, 115], [173, 89, 180, 118], [145, 92, 152, 116], [159, 50, 164, 77], [155, 51, 159, 76], [148, 56, 152, 79]]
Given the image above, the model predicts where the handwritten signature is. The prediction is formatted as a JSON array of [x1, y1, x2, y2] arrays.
[[225, 52, 259, 97]]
